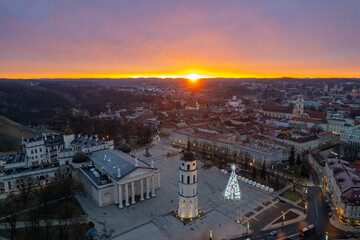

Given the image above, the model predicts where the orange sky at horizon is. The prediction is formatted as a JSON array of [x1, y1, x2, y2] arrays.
[[1, 1, 360, 80]]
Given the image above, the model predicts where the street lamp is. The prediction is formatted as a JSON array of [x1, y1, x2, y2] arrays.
[[303, 201, 308, 214], [209, 229, 213, 240], [325, 232, 328, 240], [281, 211, 285, 226], [246, 220, 250, 234]]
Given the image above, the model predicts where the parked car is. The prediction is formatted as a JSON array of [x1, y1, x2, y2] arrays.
[[270, 231, 277, 236]]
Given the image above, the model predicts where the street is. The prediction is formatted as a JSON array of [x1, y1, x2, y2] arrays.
[[233, 157, 357, 240]]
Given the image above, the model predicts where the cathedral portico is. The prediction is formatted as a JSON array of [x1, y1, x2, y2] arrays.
[[78, 149, 160, 208]]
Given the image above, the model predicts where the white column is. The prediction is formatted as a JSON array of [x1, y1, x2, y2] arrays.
[[140, 178, 144, 201], [125, 183, 130, 206], [131, 181, 136, 204], [146, 177, 150, 199], [151, 175, 156, 197], [118, 184, 123, 208]]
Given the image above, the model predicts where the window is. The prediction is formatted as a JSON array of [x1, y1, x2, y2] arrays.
[[181, 175, 184, 183], [182, 163, 184, 166], [193, 163, 195, 166], [40, 148, 42, 152], [187, 176, 190, 183], [31, 150, 33, 154], [187, 164, 190, 171], [193, 175, 196, 183]]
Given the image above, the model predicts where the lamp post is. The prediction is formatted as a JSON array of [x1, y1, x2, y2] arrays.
[[209, 229, 212, 240], [246, 220, 250, 234], [325, 231, 328, 240], [303, 201, 308, 214], [282, 211, 285, 226]]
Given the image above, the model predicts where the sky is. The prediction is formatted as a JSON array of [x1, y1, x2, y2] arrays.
[[0, 0, 360, 79]]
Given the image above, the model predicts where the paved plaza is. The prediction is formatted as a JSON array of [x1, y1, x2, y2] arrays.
[[76, 146, 284, 240]]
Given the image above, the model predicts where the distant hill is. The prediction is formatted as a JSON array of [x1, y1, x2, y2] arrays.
[[0, 115, 34, 152]]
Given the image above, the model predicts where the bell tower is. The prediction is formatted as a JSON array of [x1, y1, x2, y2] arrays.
[[292, 95, 304, 118], [178, 141, 198, 219]]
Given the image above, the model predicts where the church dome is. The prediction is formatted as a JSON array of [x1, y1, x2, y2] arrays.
[[117, 143, 131, 153]]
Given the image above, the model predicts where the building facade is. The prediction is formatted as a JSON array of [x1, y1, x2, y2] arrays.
[[170, 128, 282, 165], [78, 149, 160, 207], [325, 158, 360, 223]]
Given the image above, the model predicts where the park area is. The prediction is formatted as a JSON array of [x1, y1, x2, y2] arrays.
[[280, 189, 303, 202], [0, 177, 88, 240]]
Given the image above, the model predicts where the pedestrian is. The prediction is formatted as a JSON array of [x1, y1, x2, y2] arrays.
[[85, 221, 98, 240]]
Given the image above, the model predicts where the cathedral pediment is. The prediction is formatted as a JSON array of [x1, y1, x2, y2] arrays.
[[120, 168, 156, 181]]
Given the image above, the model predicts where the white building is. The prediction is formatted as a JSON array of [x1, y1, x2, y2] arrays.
[[178, 143, 199, 219], [275, 131, 319, 151], [324, 158, 360, 223], [170, 128, 282, 165], [78, 149, 160, 207], [227, 96, 242, 108], [327, 117, 358, 135], [341, 129, 360, 148]]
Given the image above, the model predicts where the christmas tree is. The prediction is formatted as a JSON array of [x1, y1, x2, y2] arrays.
[[224, 164, 242, 200]]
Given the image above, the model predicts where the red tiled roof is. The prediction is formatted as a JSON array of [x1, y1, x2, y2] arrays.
[[261, 105, 292, 114]]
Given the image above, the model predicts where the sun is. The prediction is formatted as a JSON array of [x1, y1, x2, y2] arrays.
[[185, 73, 207, 82]]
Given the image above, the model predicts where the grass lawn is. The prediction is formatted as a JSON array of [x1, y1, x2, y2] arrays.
[[272, 210, 300, 224], [280, 189, 303, 202]]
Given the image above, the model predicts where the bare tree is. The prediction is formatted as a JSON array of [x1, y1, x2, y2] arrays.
[[0, 194, 22, 240], [18, 177, 34, 208]]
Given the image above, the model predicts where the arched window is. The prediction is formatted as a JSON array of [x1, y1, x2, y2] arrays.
[[187, 176, 190, 184], [181, 175, 184, 183], [193, 175, 196, 183], [187, 164, 190, 171]]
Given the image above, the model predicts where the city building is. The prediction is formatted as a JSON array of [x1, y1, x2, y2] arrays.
[[340, 129, 360, 148], [170, 128, 282, 165], [275, 131, 319, 151], [325, 158, 360, 223]]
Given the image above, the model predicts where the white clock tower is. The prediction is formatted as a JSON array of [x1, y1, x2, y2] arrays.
[[178, 142, 198, 219]]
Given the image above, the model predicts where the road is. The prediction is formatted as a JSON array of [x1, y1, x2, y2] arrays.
[[233, 159, 356, 240]]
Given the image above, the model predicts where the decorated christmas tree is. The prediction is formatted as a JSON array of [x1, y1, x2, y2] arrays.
[[224, 164, 242, 200]]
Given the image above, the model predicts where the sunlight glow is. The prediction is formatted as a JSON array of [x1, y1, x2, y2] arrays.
[[132, 73, 211, 81]]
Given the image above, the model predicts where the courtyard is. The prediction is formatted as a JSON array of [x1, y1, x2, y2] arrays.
[[76, 145, 281, 239]]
